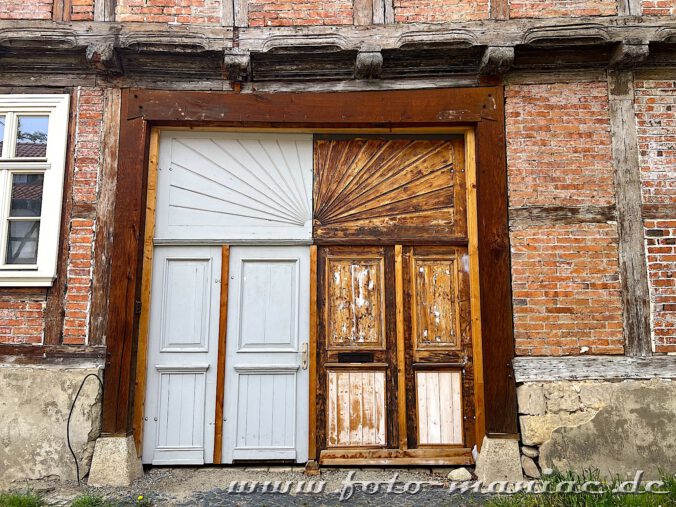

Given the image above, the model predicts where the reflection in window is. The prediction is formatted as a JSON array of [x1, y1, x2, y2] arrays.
[[15, 115, 49, 158], [5, 174, 44, 265], [0, 115, 5, 156]]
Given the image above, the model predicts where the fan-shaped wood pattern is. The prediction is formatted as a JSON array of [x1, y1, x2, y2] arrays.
[[155, 132, 313, 241], [313, 137, 466, 243]]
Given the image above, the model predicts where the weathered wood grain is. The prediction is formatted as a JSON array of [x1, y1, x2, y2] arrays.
[[513, 356, 676, 382], [509, 205, 617, 228], [313, 137, 464, 243], [608, 70, 652, 357], [213, 245, 229, 464]]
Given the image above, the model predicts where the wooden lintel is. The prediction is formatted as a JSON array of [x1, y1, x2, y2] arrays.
[[608, 70, 653, 357], [513, 356, 676, 382]]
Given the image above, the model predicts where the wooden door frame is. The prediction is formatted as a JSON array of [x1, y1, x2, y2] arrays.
[[101, 87, 517, 456]]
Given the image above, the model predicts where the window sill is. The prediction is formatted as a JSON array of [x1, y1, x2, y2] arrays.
[[0, 275, 55, 287]]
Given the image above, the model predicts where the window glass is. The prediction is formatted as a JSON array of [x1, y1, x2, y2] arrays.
[[15, 115, 49, 157], [6, 220, 40, 265], [10, 174, 44, 217], [0, 115, 5, 156]]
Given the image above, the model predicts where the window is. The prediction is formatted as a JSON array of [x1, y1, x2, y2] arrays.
[[0, 95, 69, 286]]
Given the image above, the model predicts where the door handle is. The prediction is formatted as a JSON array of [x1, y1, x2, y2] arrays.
[[301, 342, 308, 370]]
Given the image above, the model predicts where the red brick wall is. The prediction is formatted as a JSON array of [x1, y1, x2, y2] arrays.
[[506, 81, 624, 356], [0, 293, 46, 345], [116, 0, 221, 23], [642, 0, 675, 15], [0, 0, 52, 19], [393, 0, 488, 23], [635, 78, 676, 353], [506, 82, 616, 208], [509, 0, 617, 18], [248, 0, 352, 26], [71, 0, 94, 20]]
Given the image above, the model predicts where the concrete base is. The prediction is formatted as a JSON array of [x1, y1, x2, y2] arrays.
[[88, 435, 144, 487], [518, 379, 676, 479], [0, 363, 103, 488], [474, 436, 524, 484]]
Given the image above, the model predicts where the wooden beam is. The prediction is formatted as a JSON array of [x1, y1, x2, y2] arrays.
[[509, 205, 617, 228], [101, 90, 149, 436], [617, 0, 642, 16], [90, 88, 121, 346], [354, 0, 373, 25], [513, 356, 676, 382], [131, 128, 159, 457], [464, 131, 486, 450], [475, 87, 518, 436], [394, 244, 407, 450], [213, 245, 230, 464], [490, 0, 508, 20], [608, 70, 652, 357], [643, 203, 676, 220], [308, 245, 318, 461], [94, 0, 116, 21]]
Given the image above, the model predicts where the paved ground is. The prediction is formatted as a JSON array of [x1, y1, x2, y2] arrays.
[[33, 466, 490, 506]]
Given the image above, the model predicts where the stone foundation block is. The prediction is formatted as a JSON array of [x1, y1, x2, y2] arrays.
[[88, 435, 143, 487], [475, 436, 524, 484]]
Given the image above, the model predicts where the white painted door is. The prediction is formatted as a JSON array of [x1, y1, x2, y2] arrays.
[[222, 246, 310, 462], [142, 245, 221, 465]]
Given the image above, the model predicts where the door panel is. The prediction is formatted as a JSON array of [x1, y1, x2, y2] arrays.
[[143, 246, 221, 465], [317, 246, 399, 452], [416, 370, 463, 445], [222, 246, 309, 462]]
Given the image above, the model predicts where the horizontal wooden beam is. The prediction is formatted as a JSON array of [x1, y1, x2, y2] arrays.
[[0, 18, 674, 84], [513, 356, 676, 382], [509, 205, 617, 228], [643, 203, 676, 220], [0, 344, 107, 361]]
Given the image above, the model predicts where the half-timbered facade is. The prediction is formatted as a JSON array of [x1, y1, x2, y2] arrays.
[[0, 0, 674, 485]]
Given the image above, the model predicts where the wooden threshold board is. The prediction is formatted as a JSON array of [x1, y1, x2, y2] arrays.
[[319, 448, 473, 466]]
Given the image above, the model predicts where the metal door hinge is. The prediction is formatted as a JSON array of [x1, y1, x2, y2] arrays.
[[301, 342, 308, 370], [134, 300, 142, 315]]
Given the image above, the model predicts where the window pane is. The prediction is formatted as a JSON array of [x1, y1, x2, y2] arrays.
[[0, 115, 5, 156], [10, 174, 44, 217], [6, 220, 40, 264], [15, 115, 49, 157]]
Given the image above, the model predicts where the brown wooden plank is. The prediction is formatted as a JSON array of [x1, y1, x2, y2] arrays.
[[101, 90, 149, 435], [394, 244, 407, 450], [213, 245, 230, 464], [608, 71, 652, 358], [509, 205, 617, 227], [642, 203, 676, 220], [131, 128, 159, 456], [89, 89, 121, 346], [126, 89, 494, 125], [475, 87, 517, 436], [308, 244, 318, 461], [0, 344, 106, 359], [491, 0, 508, 20], [353, 0, 373, 25], [463, 131, 486, 448], [320, 456, 473, 466]]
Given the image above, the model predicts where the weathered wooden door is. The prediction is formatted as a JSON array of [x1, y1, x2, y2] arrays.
[[222, 245, 310, 462], [313, 136, 476, 465], [142, 245, 221, 465]]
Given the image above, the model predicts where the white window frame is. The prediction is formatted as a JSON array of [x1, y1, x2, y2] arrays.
[[0, 94, 70, 287]]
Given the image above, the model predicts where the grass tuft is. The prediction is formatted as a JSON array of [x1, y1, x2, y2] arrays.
[[485, 469, 676, 507], [0, 491, 45, 507]]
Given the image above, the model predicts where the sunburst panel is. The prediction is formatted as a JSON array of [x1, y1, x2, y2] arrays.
[[155, 132, 313, 241], [313, 138, 463, 242]]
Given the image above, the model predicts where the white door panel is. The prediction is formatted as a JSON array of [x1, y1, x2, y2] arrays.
[[142, 246, 221, 465], [223, 246, 310, 463]]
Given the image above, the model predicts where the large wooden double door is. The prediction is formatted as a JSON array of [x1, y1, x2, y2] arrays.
[[312, 136, 477, 465]]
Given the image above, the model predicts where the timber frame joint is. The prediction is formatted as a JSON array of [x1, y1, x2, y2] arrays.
[[223, 49, 251, 83], [355, 46, 383, 80]]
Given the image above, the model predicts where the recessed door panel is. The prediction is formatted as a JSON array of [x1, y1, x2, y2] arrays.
[[327, 369, 386, 447], [416, 370, 463, 445], [238, 259, 298, 350]]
